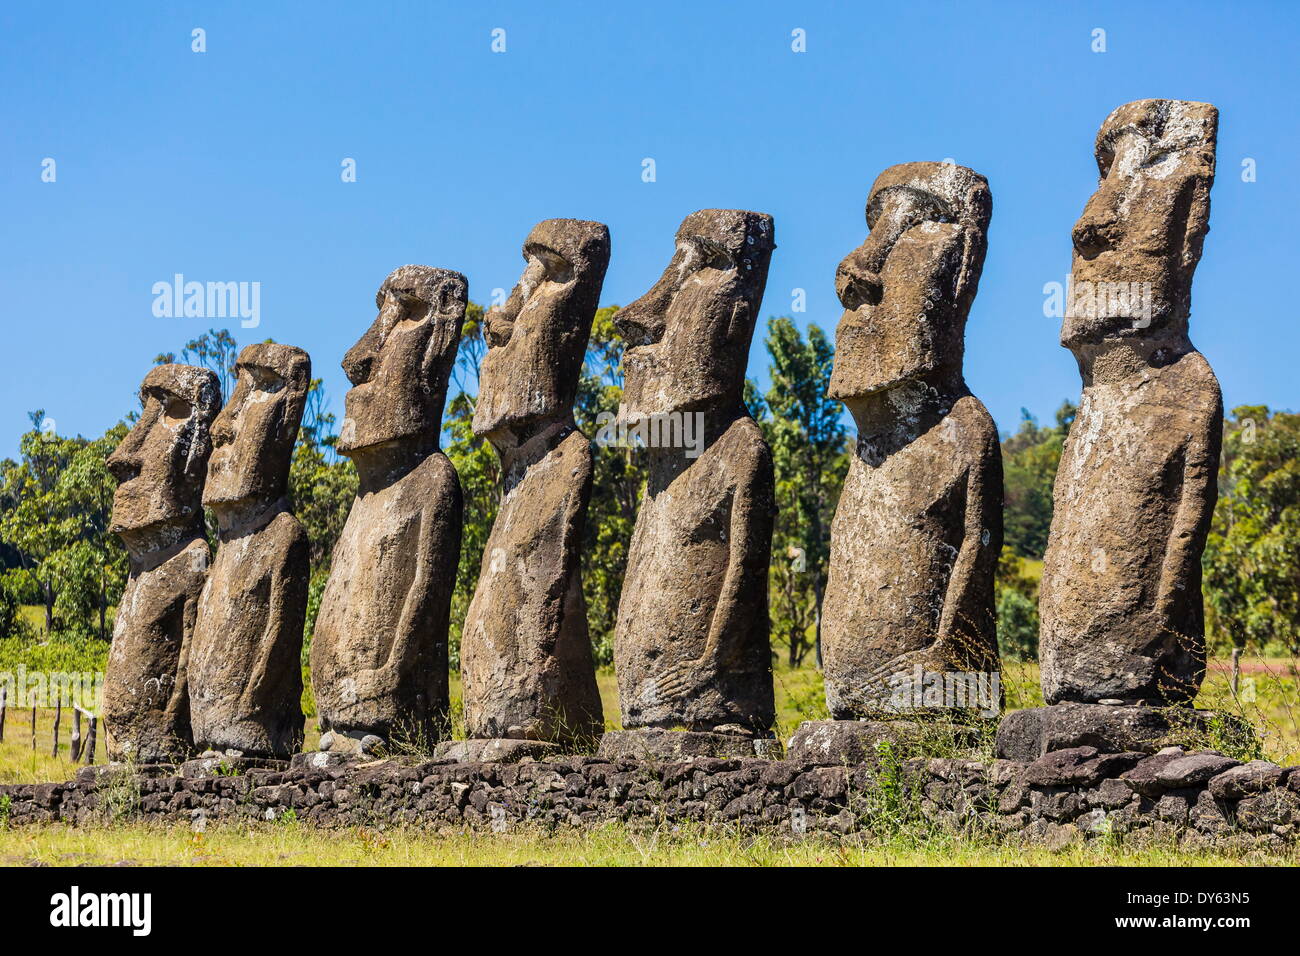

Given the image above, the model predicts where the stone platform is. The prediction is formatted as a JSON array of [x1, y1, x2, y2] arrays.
[[786, 720, 983, 765], [433, 739, 564, 764], [995, 703, 1254, 761], [4, 744, 1297, 852], [597, 729, 777, 761]]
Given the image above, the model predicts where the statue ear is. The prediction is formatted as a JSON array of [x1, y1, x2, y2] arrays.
[[726, 298, 751, 344], [1180, 177, 1212, 270], [952, 227, 984, 305]]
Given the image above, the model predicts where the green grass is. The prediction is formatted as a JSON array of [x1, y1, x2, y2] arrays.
[[1, 820, 1294, 866]]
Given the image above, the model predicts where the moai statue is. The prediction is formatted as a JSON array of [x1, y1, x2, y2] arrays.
[[598, 209, 777, 762], [788, 163, 1003, 764], [188, 343, 311, 759], [999, 100, 1224, 760], [451, 221, 608, 761], [311, 266, 466, 755], [1040, 99, 1221, 706], [103, 365, 221, 763]]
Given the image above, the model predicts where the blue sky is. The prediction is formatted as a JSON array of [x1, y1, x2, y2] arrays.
[[2, 1, 1297, 455]]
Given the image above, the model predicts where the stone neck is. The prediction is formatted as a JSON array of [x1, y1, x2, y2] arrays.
[[350, 434, 438, 494], [845, 372, 967, 451], [1073, 330, 1194, 387], [121, 519, 206, 573], [212, 495, 289, 542], [642, 402, 746, 487], [491, 416, 575, 494]]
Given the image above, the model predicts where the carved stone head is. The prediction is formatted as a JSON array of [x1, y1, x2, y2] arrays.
[[473, 220, 610, 443], [615, 209, 774, 421], [107, 364, 222, 552], [203, 343, 310, 511], [829, 162, 991, 403], [339, 265, 467, 457], [1064, 99, 1217, 348]]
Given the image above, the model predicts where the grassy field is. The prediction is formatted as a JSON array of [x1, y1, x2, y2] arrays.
[[1, 820, 1294, 867]]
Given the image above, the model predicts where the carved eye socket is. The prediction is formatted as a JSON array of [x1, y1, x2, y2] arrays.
[[1097, 146, 1116, 178], [1142, 148, 1177, 168], [685, 238, 732, 272], [867, 187, 950, 234], [248, 366, 285, 394], [162, 396, 192, 425]]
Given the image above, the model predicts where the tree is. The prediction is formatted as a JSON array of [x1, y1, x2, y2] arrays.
[[1001, 401, 1074, 558], [0, 413, 126, 639], [1204, 406, 1300, 653], [755, 317, 848, 667], [442, 303, 501, 664], [575, 305, 643, 663]]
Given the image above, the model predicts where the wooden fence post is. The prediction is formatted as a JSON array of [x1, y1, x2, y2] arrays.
[[70, 708, 83, 762], [84, 715, 97, 764], [0, 684, 6, 743], [51, 700, 61, 758]]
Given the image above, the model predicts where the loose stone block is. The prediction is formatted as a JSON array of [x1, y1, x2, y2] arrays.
[[994, 701, 1246, 759], [596, 729, 760, 762], [433, 739, 564, 764], [785, 719, 979, 766]]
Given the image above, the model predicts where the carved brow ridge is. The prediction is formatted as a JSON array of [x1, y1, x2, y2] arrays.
[[867, 185, 954, 228]]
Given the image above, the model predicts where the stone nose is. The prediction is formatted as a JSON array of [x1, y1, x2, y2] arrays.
[[105, 442, 142, 483], [614, 284, 669, 347], [1072, 188, 1123, 259], [341, 337, 377, 387], [835, 247, 884, 310]]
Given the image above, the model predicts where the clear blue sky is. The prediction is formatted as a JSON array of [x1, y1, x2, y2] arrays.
[[3, 1, 1297, 456]]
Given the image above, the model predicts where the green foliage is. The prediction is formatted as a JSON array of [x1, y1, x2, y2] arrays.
[[754, 317, 848, 667], [1204, 406, 1300, 654], [442, 304, 500, 666], [0, 414, 127, 640], [995, 546, 1040, 662], [575, 306, 641, 664], [1000, 403, 1073, 558]]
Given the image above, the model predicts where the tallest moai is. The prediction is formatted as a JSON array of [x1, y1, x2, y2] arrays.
[[1039, 100, 1222, 706]]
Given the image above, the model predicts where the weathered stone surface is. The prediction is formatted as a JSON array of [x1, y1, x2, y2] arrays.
[[995, 702, 1236, 759], [1022, 746, 1142, 788], [104, 364, 221, 763], [9, 752, 1293, 849], [821, 163, 1002, 718], [612, 209, 777, 734], [1041, 100, 1221, 705], [311, 266, 467, 748], [1208, 760, 1284, 799], [785, 718, 979, 766], [1234, 789, 1300, 832], [1121, 748, 1189, 797], [433, 739, 564, 764], [189, 344, 311, 758], [461, 221, 608, 744], [597, 728, 761, 761], [1156, 752, 1240, 788]]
